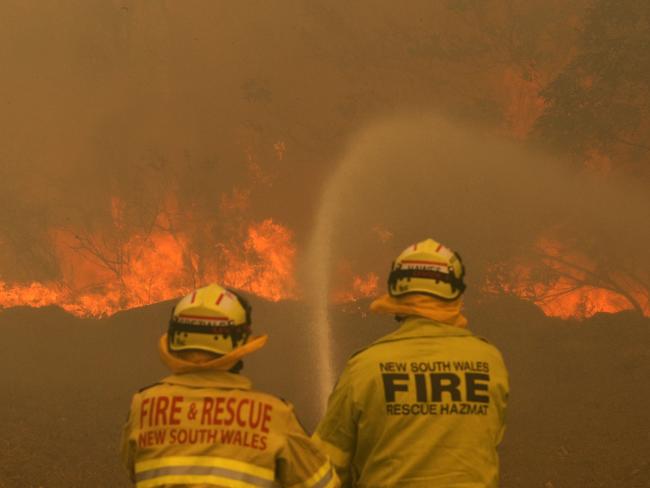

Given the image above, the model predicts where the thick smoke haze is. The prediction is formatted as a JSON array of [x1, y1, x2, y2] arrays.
[[0, 0, 594, 284], [317, 114, 650, 289], [307, 113, 649, 398], [1, 2, 649, 487]]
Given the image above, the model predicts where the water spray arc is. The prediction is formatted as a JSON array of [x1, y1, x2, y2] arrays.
[[306, 112, 650, 414], [307, 185, 337, 412], [307, 152, 366, 413]]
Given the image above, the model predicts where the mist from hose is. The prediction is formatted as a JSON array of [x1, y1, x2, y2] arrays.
[[306, 112, 565, 409], [306, 173, 341, 411], [308, 113, 650, 409], [307, 128, 392, 408]]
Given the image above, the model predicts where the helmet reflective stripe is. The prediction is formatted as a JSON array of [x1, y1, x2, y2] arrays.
[[168, 284, 252, 356], [388, 238, 466, 301], [176, 314, 232, 324], [135, 456, 274, 488], [300, 460, 335, 488], [401, 259, 448, 266], [168, 322, 252, 336]]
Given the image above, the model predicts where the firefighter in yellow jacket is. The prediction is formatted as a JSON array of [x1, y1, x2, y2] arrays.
[[121, 283, 339, 488], [313, 239, 509, 488]]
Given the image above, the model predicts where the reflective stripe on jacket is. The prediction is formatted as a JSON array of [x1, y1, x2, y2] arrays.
[[313, 317, 509, 488], [121, 370, 338, 488]]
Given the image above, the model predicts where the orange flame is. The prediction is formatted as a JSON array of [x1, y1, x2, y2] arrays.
[[486, 238, 649, 319], [534, 283, 638, 319], [0, 141, 296, 318], [332, 272, 379, 304], [218, 219, 297, 301], [0, 281, 66, 310], [0, 204, 296, 317]]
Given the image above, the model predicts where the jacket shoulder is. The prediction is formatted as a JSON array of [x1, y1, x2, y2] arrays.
[[340, 345, 380, 377], [466, 334, 508, 369], [137, 382, 163, 393], [248, 390, 309, 431], [248, 389, 292, 409], [348, 345, 371, 361], [468, 333, 504, 352]]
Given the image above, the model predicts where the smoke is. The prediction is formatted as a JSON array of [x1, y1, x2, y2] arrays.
[[1, 2, 647, 319], [0, 1, 603, 287], [318, 113, 649, 278], [0, 2, 300, 282], [0, 1, 590, 285], [309, 112, 650, 394]]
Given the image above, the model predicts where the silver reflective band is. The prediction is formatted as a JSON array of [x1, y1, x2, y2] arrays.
[[136, 465, 275, 487], [312, 468, 334, 488]]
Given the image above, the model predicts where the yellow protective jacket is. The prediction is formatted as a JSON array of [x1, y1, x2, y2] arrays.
[[313, 317, 509, 488], [122, 370, 338, 488]]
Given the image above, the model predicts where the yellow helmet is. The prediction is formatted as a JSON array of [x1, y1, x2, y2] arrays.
[[168, 283, 252, 356], [388, 238, 466, 300]]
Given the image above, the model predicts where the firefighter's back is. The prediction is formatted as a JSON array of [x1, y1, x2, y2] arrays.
[[318, 318, 508, 488], [315, 238, 510, 487], [123, 371, 336, 488], [122, 283, 337, 488]]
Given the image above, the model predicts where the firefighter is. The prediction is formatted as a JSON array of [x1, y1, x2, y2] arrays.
[[121, 283, 338, 488], [313, 238, 509, 488]]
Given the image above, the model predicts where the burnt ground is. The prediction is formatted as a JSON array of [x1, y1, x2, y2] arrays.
[[0, 297, 648, 487]]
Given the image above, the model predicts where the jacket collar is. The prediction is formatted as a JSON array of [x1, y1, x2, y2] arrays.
[[372, 316, 473, 347], [161, 370, 252, 390]]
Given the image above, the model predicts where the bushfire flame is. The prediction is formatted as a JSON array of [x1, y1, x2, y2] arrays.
[[0, 210, 296, 318], [485, 238, 649, 319], [1, 208, 646, 320], [332, 272, 379, 304]]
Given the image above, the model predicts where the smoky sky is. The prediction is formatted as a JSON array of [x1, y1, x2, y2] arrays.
[[3, 0, 647, 291], [318, 114, 650, 295]]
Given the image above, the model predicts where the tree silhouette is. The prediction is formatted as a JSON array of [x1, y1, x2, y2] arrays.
[[535, 0, 650, 178]]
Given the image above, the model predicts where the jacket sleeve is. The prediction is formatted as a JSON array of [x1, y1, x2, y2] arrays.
[[496, 362, 510, 446], [312, 366, 358, 488], [120, 395, 137, 482], [276, 405, 340, 488]]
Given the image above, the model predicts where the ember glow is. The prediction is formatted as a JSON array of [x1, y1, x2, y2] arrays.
[[219, 219, 297, 302], [332, 272, 379, 304], [2, 207, 645, 320], [1, 198, 646, 322], [0, 203, 297, 317], [534, 283, 639, 319], [486, 239, 650, 319]]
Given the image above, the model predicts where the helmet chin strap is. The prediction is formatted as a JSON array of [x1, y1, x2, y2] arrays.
[[168, 321, 252, 346], [388, 267, 466, 298], [159, 333, 268, 374]]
